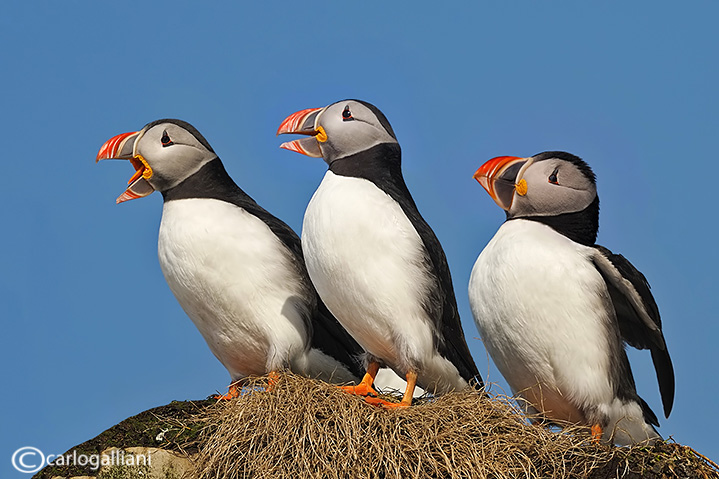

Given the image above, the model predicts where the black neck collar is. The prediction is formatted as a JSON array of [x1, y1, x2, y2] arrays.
[[329, 143, 402, 181], [162, 157, 252, 204], [513, 196, 599, 246]]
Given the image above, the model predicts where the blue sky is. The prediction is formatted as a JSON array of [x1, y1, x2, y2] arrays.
[[2, 2, 718, 476]]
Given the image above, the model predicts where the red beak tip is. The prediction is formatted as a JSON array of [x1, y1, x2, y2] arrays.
[[279, 141, 302, 154], [277, 107, 322, 136], [96, 131, 139, 163]]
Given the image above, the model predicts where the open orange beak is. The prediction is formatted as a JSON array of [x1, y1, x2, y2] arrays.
[[96, 131, 155, 204], [473, 156, 530, 211], [276, 107, 325, 157]]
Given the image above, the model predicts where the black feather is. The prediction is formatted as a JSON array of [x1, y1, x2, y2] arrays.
[[518, 196, 599, 246], [310, 301, 365, 379], [593, 245, 675, 418]]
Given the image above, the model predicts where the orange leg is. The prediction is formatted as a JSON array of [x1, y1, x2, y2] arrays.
[[340, 361, 381, 397], [377, 370, 417, 409], [214, 381, 241, 400], [591, 423, 603, 443], [267, 371, 280, 391]]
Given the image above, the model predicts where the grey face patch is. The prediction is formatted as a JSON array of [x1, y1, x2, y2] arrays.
[[143, 118, 215, 154], [135, 121, 218, 193], [316, 100, 398, 163], [353, 100, 397, 139], [509, 155, 597, 219]]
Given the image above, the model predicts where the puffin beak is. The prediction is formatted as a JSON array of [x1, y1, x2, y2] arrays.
[[96, 131, 155, 204], [473, 156, 530, 211], [276, 107, 324, 157]]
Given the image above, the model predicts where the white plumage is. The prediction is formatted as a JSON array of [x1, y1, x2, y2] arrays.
[[469, 219, 659, 445], [158, 197, 355, 383], [303, 171, 465, 393]]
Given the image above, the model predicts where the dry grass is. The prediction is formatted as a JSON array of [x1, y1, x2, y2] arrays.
[[194, 373, 718, 479]]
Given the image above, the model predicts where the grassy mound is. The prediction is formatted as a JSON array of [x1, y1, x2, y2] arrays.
[[31, 372, 717, 478], [196, 373, 718, 479]]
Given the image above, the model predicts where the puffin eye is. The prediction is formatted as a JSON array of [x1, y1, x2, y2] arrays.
[[161, 130, 174, 147], [342, 106, 354, 121], [548, 167, 559, 185]]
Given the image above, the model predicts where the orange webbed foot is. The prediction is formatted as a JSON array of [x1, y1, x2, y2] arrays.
[[267, 371, 280, 391], [363, 395, 409, 408], [377, 398, 412, 409], [214, 383, 241, 400], [340, 382, 381, 397], [591, 424, 603, 443], [339, 361, 381, 397], [361, 369, 416, 409]]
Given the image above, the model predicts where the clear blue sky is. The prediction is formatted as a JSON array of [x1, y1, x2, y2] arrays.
[[2, 2, 717, 477]]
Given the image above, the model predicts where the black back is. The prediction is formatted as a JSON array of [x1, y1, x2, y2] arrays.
[[163, 158, 365, 379], [329, 143, 483, 387]]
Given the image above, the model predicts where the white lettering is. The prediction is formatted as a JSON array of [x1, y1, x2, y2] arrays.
[[12, 447, 152, 474]]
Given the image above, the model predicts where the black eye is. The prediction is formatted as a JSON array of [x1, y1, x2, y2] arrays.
[[342, 106, 354, 121], [548, 167, 559, 185], [161, 130, 174, 147]]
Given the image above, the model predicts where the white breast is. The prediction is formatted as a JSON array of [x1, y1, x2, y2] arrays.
[[158, 198, 309, 381], [469, 219, 616, 421], [303, 171, 463, 391]]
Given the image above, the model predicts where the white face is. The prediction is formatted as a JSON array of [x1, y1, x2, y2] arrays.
[[315, 100, 397, 163], [509, 155, 597, 218], [134, 121, 217, 192]]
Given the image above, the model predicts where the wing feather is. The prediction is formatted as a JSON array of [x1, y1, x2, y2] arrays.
[[592, 245, 674, 417]]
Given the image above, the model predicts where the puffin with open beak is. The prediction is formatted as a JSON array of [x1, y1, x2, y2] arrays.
[[96, 119, 367, 397], [278, 100, 482, 408], [468, 151, 674, 445]]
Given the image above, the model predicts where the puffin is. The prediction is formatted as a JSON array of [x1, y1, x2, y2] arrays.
[[96, 118, 367, 397], [468, 151, 674, 445], [277, 100, 482, 407]]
